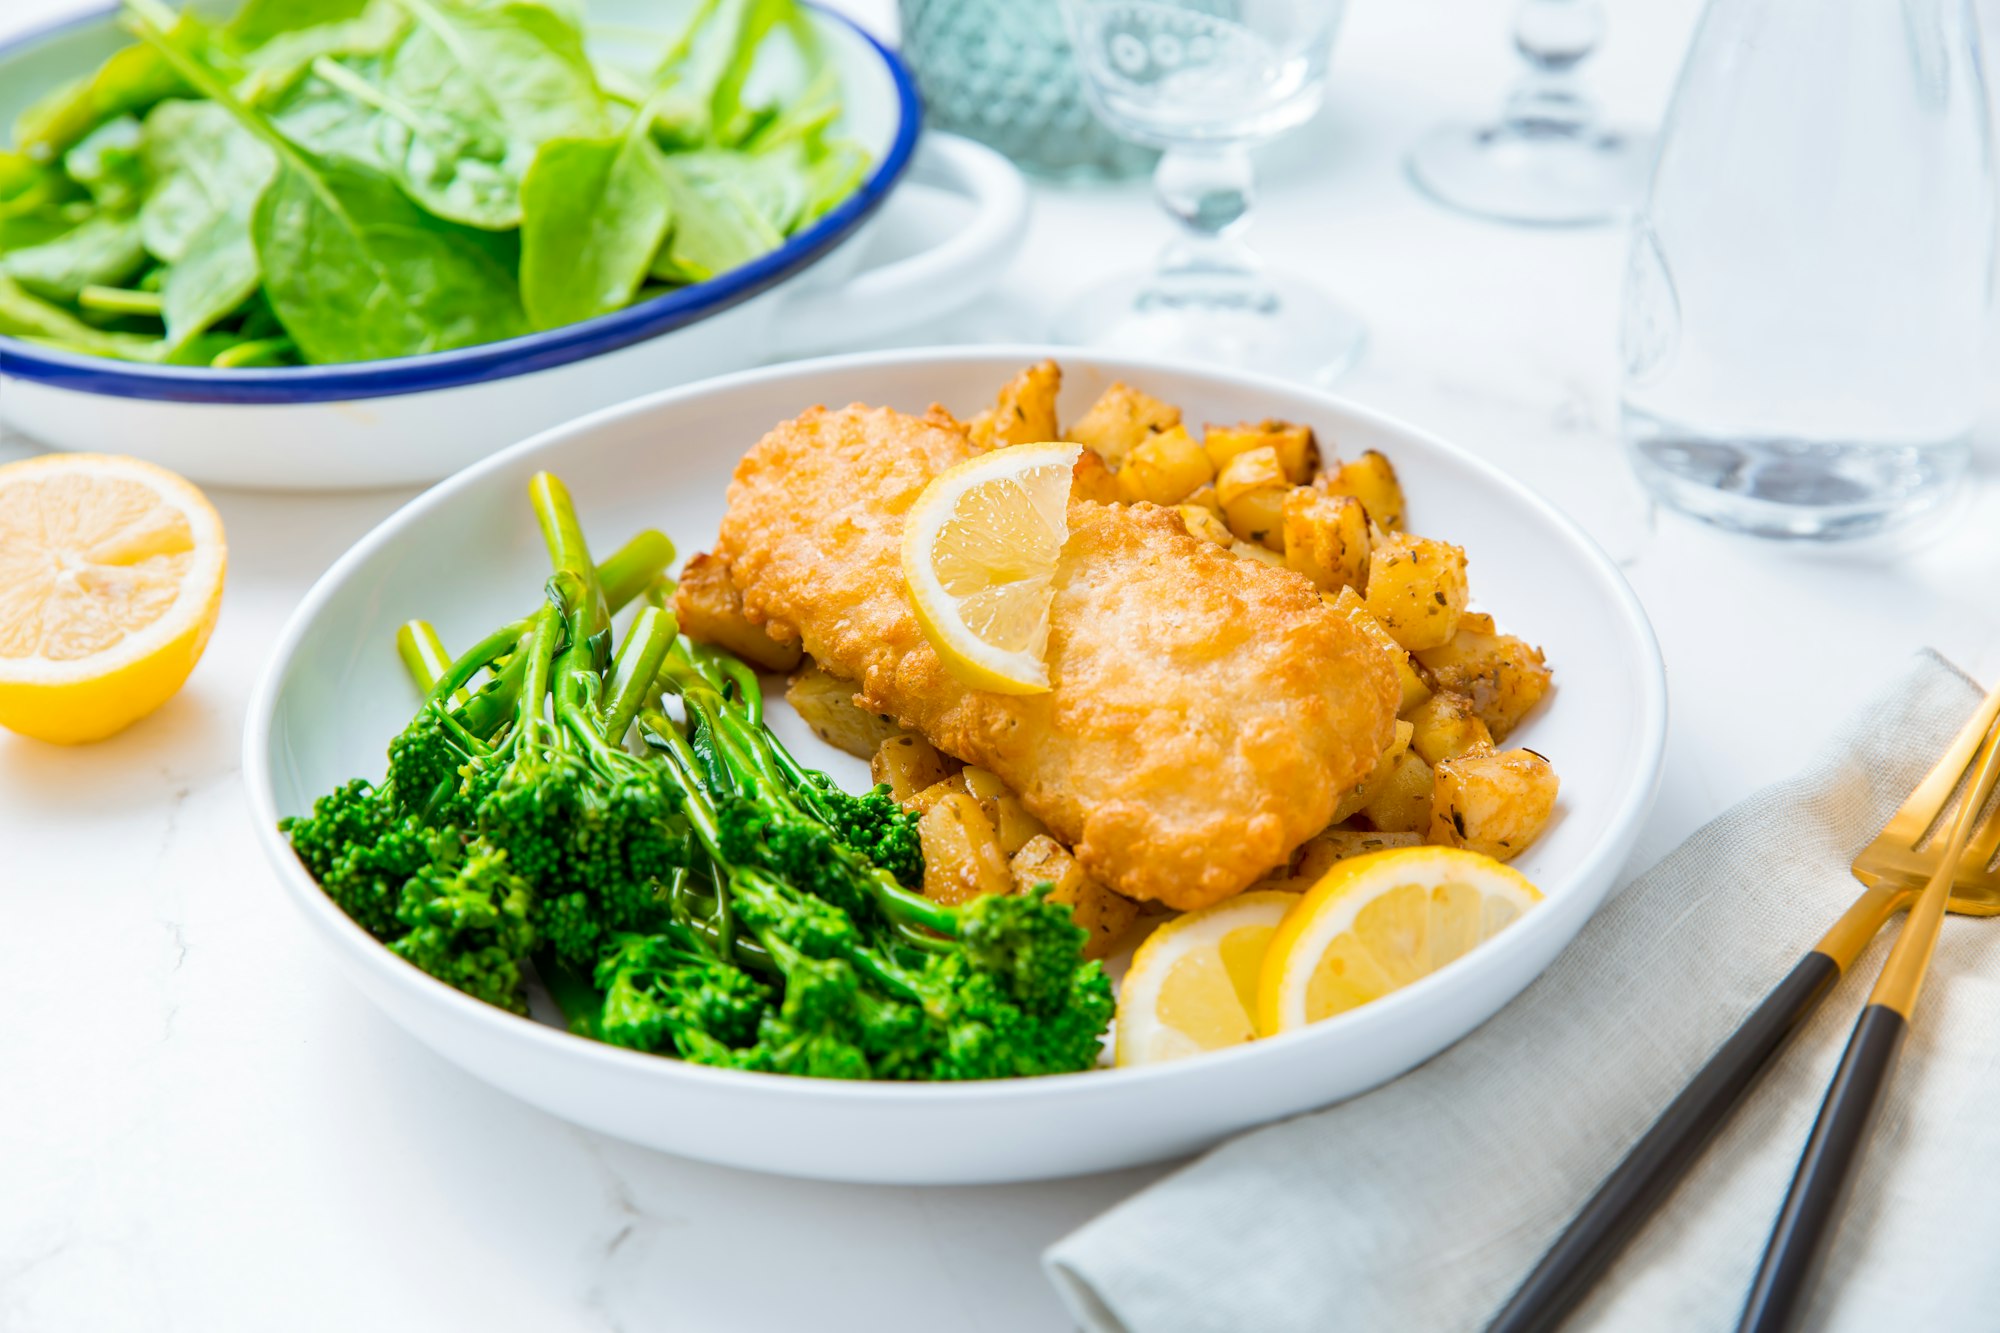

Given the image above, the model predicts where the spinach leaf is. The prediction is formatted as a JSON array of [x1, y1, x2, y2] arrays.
[[139, 99, 277, 263], [383, 0, 607, 152], [253, 155, 526, 359], [307, 54, 530, 228], [1, 213, 149, 303], [12, 16, 205, 162], [518, 111, 673, 329], [648, 156, 781, 284], [232, 1, 410, 104], [226, 0, 371, 48], [63, 117, 148, 211], [160, 209, 261, 345]]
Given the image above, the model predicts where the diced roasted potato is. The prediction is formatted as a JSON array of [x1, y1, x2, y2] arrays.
[[1204, 419, 1317, 484], [1359, 748, 1435, 833], [786, 664, 905, 759], [1282, 488, 1369, 594], [1117, 423, 1214, 506], [1182, 484, 1225, 520], [1413, 623, 1553, 740], [1364, 531, 1469, 652], [1215, 445, 1288, 549], [1405, 690, 1494, 766], [907, 771, 972, 815], [1429, 748, 1559, 861], [959, 765, 1051, 853], [1329, 586, 1432, 715], [872, 733, 959, 803], [1321, 449, 1406, 530], [1071, 448, 1123, 505], [1292, 828, 1425, 883], [1332, 719, 1415, 823], [967, 360, 1061, 450], [920, 794, 1013, 905], [1010, 834, 1141, 960], [1067, 382, 1181, 467], [672, 552, 802, 671], [1175, 503, 1234, 547], [1230, 539, 1286, 567]]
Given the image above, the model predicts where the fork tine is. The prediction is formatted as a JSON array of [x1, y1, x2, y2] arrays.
[[1873, 685, 2000, 851]]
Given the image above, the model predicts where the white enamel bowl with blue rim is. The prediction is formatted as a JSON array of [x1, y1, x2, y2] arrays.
[[0, 2, 1027, 490], [244, 347, 1669, 1185]]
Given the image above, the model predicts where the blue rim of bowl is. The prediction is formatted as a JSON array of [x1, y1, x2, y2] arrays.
[[0, 2, 922, 406]]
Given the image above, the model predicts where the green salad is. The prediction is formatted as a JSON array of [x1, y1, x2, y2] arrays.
[[0, 0, 869, 368]]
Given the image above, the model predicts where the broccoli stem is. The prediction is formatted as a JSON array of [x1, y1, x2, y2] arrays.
[[529, 472, 609, 638], [396, 621, 467, 707], [600, 532, 676, 616], [601, 606, 677, 742], [535, 949, 605, 1039]]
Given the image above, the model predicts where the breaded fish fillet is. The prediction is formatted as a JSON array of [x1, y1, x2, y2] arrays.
[[698, 404, 1400, 911]]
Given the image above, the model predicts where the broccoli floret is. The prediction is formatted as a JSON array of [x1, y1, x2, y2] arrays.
[[596, 932, 767, 1055], [388, 839, 535, 1013], [819, 784, 923, 888]]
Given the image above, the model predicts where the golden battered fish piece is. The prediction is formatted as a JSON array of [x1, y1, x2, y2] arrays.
[[703, 403, 1401, 910]]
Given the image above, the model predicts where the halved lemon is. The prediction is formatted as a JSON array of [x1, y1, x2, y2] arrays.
[[1258, 847, 1540, 1035], [901, 442, 1080, 694], [0, 453, 227, 744], [1116, 891, 1299, 1067]]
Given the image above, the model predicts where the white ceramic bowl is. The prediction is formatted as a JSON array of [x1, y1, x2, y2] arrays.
[[245, 348, 1668, 1184], [0, 3, 1027, 491]]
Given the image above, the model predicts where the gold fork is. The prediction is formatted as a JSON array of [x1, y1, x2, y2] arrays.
[[1489, 679, 2000, 1333]]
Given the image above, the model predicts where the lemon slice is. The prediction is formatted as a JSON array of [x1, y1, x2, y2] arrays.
[[0, 453, 227, 744], [901, 442, 1080, 694], [1116, 891, 1299, 1067], [1258, 847, 1541, 1035]]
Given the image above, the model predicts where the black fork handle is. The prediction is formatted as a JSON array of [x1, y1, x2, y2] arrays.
[[1487, 951, 1841, 1333]]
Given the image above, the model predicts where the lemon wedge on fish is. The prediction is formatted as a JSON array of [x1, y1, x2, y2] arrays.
[[901, 441, 1079, 694], [1258, 847, 1541, 1036], [0, 453, 226, 744]]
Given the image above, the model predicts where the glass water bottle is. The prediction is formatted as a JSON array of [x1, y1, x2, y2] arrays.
[[1621, 0, 1994, 539]]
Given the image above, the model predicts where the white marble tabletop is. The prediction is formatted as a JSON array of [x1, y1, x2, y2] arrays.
[[4, 1, 1997, 1330]]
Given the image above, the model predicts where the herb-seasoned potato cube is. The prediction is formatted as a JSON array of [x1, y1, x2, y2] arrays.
[[1282, 488, 1369, 593], [1330, 586, 1432, 714], [1230, 539, 1286, 567], [1364, 531, 1468, 652], [907, 772, 972, 814], [1429, 748, 1558, 861], [1332, 719, 1415, 823], [1117, 423, 1214, 505], [1293, 828, 1425, 883], [786, 665, 907, 759], [920, 793, 1013, 905], [1182, 484, 1225, 520], [872, 733, 960, 803], [958, 766, 1051, 853], [1414, 623, 1553, 740], [1204, 419, 1318, 484], [1405, 690, 1494, 766], [1175, 503, 1234, 547], [672, 552, 802, 671], [967, 360, 1061, 450], [1215, 445, 1288, 548], [1071, 448, 1123, 504], [1067, 382, 1181, 467], [1011, 833, 1140, 960], [1321, 449, 1406, 530], [1359, 747, 1435, 833]]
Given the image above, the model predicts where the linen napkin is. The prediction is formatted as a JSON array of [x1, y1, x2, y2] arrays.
[[1048, 651, 2000, 1332]]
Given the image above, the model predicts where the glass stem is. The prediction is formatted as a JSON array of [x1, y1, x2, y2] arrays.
[[1150, 144, 1262, 285], [1504, 0, 1606, 135]]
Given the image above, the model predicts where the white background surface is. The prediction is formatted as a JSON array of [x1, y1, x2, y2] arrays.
[[4, 1, 1998, 1330]]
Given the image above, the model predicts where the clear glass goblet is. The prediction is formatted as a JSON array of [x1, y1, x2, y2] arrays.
[[1407, 0, 1649, 226], [1054, 0, 1366, 384]]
